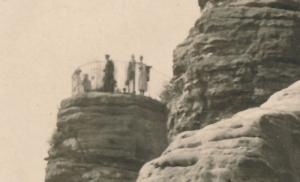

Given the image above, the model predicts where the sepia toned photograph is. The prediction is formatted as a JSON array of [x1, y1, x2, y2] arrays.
[[1, 0, 300, 182]]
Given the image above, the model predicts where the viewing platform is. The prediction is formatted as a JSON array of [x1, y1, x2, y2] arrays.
[[71, 55, 169, 100]]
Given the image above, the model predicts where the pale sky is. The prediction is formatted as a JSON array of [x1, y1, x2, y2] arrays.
[[0, 1, 199, 181]]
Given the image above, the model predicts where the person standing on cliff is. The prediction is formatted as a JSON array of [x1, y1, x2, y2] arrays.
[[102, 54, 117, 93], [72, 69, 84, 96], [125, 54, 136, 94], [82, 74, 92, 92], [138, 55, 151, 95]]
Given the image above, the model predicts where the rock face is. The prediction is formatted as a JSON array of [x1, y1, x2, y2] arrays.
[[166, 0, 300, 140], [198, 0, 300, 10], [45, 93, 167, 182], [138, 81, 300, 182]]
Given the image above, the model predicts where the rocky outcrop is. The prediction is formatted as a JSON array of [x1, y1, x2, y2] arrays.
[[45, 93, 167, 182], [166, 0, 300, 140], [138, 81, 300, 182], [137, 1, 300, 181], [198, 0, 300, 10]]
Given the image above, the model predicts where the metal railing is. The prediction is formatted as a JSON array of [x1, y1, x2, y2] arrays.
[[71, 58, 170, 100]]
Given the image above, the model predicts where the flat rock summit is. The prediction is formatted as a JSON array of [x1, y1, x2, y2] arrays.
[[45, 0, 300, 181]]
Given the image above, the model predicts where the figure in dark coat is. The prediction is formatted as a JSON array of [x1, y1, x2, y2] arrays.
[[102, 54, 116, 93]]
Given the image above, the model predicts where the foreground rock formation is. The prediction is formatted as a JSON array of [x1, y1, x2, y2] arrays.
[[138, 80, 300, 182], [138, 1, 300, 181], [165, 0, 300, 140], [45, 93, 167, 182]]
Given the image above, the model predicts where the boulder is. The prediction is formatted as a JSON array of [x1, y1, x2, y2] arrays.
[[138, 81, 300, 182]]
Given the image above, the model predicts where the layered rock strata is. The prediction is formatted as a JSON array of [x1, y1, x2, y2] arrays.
[[166, 0, 300, 140], [45, 93, 167, 182], [138, 81, 300, 182]]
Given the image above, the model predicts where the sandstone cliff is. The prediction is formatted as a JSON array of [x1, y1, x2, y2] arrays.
[[138, 80, 300, 182], [45, 93, 167, 182], [165, 0, 300, 140], [137, 1, 300, 181], [45, 1, 300, 181]]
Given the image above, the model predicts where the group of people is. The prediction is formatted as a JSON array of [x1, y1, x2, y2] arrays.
[[125, 54, 152, 95], [72, 54, 151, 96], [72, 69, 92, 96]]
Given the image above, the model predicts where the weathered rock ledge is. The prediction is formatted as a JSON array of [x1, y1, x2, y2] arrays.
[[138, 81, 300, 182], [166, 0, 300, 140], [45, 93, 167, 182]]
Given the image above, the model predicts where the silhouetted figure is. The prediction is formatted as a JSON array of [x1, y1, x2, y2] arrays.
[[102, 54, 116, 93], [125, 54, 136, 94], [138, 56, 151, 95], [82, 74, 92, 92]]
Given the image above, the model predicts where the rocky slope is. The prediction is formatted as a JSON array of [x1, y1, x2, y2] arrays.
[[165, 0, 300, 140], [138, 80, 300, 182], [45, 93, 167, 182]]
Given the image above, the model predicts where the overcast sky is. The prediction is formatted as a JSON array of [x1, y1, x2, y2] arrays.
[[0, 1, 199, 181]]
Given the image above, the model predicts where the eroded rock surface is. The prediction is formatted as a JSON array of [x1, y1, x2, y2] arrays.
[[198, 0, 300, 10], [166, 0, 300, 140], [45, 93, 167, 182], [138, 81, 300, 182]]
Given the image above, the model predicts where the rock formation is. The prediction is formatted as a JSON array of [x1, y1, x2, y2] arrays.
[[138, 80, 300, 182], [165, 0, 300, 140], [137, 1, 300, 181], [45, 93, 167, 182], [45, 1, 300, 181]]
